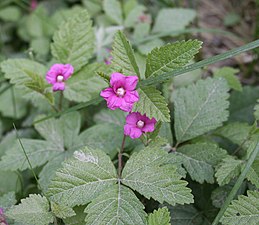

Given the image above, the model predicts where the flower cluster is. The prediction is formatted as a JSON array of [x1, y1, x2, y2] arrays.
[[100, 72, 156, 139], [46, 64, 74, 92]]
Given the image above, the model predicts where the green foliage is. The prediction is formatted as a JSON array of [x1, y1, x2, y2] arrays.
[[51, 9, 94, 72], [220, 191, 259, 225], [64, 63, 108, 103], [132, 86, 170, 122], [103, 0, 123, 25], [84, 185, 147, 225], [47, 146, 117, 207], [6, 194, 54, 225], [145, 40, 202, 78], [177, 143, 227, 183], [254, 99, 259, 120], [0, 192, 16, 209], [111, 31, 140, 77], [173, 77, 230, 143], [213, 67, 242, 91], [0, 171, 21, 195], [215, 156, 243, 186], [148, 207, 171, 225], [51, 202, 76, 219], [0, 6, 21, 22], [122, 146, 193, 205], [0, 59, 53, 105], [246, 157, 259, 188]]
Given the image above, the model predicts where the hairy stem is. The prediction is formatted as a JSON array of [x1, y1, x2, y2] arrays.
[[58, 91, 63, 111], [118, 135, 126, 178]]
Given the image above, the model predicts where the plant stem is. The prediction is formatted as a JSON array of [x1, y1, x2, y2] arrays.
[[58, 91, 63, 111], [212, 141, 259, 225], [118, 135, 126, 178]]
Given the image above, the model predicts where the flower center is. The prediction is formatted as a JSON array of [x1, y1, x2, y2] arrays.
[[57, 75, 64, 82], [137, 120, 145, 128], [116, 87, 125, 97]]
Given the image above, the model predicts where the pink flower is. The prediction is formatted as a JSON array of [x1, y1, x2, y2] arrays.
[[46, 64, 74, 92], [100, 72, 139, 112], [0, 208, 8, 225], [124, 112, 157, 139], [30, 0, 38, 10]]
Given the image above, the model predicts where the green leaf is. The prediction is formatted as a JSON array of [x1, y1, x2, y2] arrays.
[[132, 86, 170, 122], [145, 40, 202, 78], [177, 143, 227, 183], [51, 9, 94, 72], [111, 31, 140, 77], [103, 0, 123, 25], [214, 66, 242, 91], [64, 63, 107, 103], [0, 171, 21, 195], [47, 146, 117, 207], [254, 100, 259, 120], [152, 8, 196, 33], [93, 109, 126, 126], [229, 86, 259, 124], [6, 194, 54, 225], [51, 202, 76, 219], [173, 77, 230, 143], [220, 191, 259, 225], [85, 185, 147, 225], [76, 123, 123, 159], [0, 6, 21, 22], [215, 156, 243, 186], [0, 192, 16, 209], [125, 5, 146, 28], [0, 139, 61, 171], [63, 206, 86, 225], [211, 185, 233, 209], [122, 146, 193, 205], [246, 157, 259, 188], [148, 207, 170, 225]]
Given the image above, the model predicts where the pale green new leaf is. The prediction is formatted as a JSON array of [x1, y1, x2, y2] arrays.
[[132, 86, 170, 122], [214, 66, 242, 91], [177, 143, 227, 183], [173, 77, 230, 143], [103, 0, 123, 25], [6, 194, 54, 225], [220, 191, 259, 225], [0, 139, 61, 171], [148, 207, 170, 225], [145, 40, 202, 78], [51, 9, 94, 72], [215, 156, 243, 186], [64, 63, 107, 103], [111, 31, 140, 77], [122, 146, 193, 205], [85, 185, 147, 225], [47, 146, 117, 207], [152, 8, 196, 33]]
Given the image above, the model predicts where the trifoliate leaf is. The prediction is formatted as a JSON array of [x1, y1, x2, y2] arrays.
[[213, 66, 242, 91], [132, 86, 170, 122], [152, 8, 196, 33], [64, 63, 107, 103], [103, 0, 123, 25], [111, 31, 140, 77], [122, 146, 193, 205], [6, 194, 54, 225], [145, 40, 202, 78], [0, 192, 16, 209], [215, 156, 243, 186], [177, 143, 227, 183], [51, 9, 94, 72], [220, 191, 259, 225], [229, 86, 259, 124], [84, 185, 147, 225], [173, 77, 230, 143], [0, 139, 61, 171], [47, 146, 117, 207], [148, 207, 170, 225]]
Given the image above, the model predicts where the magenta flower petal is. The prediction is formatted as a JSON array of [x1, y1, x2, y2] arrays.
[[100, 87, 114, 99], [53, 82, 65, 91], [107, 96, 123, 110], [124, 90, 139, 103], [119, 101, 133, 112], [125, 76, 138, 90], [125, 112, 139, 125], [110, 72, 126, 90], [62, 64, 74, 80], [124, 125, 142, 139], [142, 121, 156, 132]]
